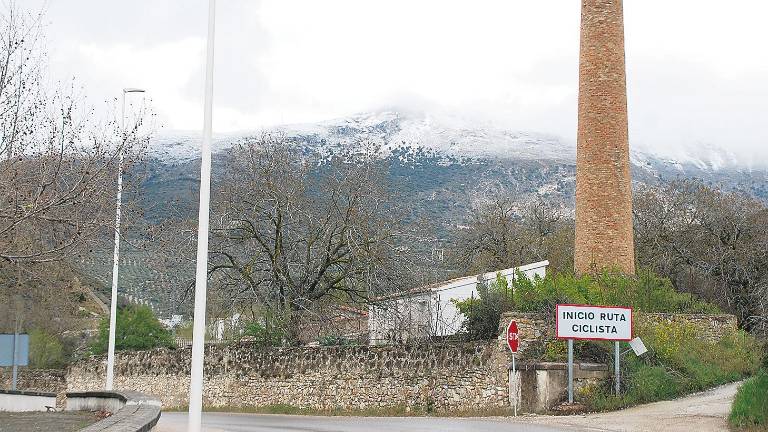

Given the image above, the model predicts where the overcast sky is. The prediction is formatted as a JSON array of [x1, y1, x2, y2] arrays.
[[27, 1, 768, 162]]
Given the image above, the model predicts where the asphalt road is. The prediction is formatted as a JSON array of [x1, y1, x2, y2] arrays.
[[155, 413, 571, 432], [156, 381, 741, 432]]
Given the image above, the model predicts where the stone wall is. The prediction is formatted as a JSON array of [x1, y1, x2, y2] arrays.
[[497, 312, 551, 359], [498, 311, 739, 352], [0, 368, 66, 394], [67, 342, 510, 411], [62, 311, 738, 413], [638, 313, 738, 343]]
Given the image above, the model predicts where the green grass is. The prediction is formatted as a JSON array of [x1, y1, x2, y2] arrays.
[[580, 324, 762, 411], [730, 369, 768, 430]]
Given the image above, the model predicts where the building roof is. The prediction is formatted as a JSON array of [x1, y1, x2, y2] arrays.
[[373, 260, 549, 301]]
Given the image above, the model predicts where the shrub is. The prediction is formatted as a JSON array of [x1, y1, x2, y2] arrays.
[[454, 273, 513, 340], [91, 305, 175, 354], [513, 270, 719, 314], [585, 322, 761, 411], [28, 329, 65, 368], [456, 269, 718, 342], [242, 322, 285, 347], [730, 369, 768, 429], [318, 335, 354, 346]]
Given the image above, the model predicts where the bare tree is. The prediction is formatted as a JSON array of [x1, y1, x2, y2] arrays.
[[450, 197, 574, 275], [634, 180, 768, 332], [207, 135, 407, 343], [0, 3, 151, 343], [0, 3, 150, 266]]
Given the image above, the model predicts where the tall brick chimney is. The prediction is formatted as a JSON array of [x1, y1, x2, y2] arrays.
[[574, 0, 635, 275]]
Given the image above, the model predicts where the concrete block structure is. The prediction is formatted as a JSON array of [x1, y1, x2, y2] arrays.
[[575, 0, 636, 274]]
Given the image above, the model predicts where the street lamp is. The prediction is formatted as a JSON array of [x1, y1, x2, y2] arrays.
[[188, 0, 216, 430], [106, 87, 146, 391]]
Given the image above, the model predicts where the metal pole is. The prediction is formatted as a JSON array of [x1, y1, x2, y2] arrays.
[[11, 319, 18, 391], [568, 339, 573, 403], [512, 353, 517, 416], [188, 1, 216, 430], [614, 341, 620, 396], [106, 92, 127, 391]]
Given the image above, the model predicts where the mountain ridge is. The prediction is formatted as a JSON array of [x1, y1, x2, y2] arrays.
[[148, 109, 761, 173]]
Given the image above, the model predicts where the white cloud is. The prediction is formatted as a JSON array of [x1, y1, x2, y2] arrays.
[[31, 0, 768, 161]]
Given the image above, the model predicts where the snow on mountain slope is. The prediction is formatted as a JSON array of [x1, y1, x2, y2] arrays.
[[147, 110, 755, 176], [149, 110, 576, 164]]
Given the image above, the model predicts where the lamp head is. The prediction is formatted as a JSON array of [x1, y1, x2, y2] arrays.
[[123, 88, 146, 94]]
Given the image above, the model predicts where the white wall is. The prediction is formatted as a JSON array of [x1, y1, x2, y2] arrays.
[[370, 261, 549, 343], [0, 392, 56, 412], [369, 292, 433, 344], [65, 395, 125, 413]]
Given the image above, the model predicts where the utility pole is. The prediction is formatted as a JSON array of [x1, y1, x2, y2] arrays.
[[188, 0, 216, 431], [106, 87, 146, 391]]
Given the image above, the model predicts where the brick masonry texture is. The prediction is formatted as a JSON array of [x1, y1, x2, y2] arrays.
[[575, 0, 636, 275]]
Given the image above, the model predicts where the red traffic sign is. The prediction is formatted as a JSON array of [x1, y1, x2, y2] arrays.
[[506, 320, 519, 353]]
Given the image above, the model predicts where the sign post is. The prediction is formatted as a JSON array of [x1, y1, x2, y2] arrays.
[[506, 320, 519, 416], [614, 341, 620, 395], [556, 304, 632, 404], [568, 339, 573, 403]]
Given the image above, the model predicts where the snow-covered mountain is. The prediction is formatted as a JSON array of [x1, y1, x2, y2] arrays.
[[149, 109, 760, 174], [150, 110, 577, 163], [145, 110, 768, 216], [116, 110, 768, 317]]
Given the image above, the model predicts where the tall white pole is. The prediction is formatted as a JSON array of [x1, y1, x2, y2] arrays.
[[188, 0, 216, 430], [105, 92, 127, 391], [106, 88, 144, 390]]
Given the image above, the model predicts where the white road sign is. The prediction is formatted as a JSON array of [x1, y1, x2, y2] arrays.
[[628, 337, 648, 356], [556, 304, 632, 341]]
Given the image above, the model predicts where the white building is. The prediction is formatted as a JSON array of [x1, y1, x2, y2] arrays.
[[368, 260, 549, 344]]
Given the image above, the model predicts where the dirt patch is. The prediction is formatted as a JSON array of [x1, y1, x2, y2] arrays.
[[0, 411, 99, 432]]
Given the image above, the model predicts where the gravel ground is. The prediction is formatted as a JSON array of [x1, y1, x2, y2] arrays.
[[0, 411, 99, 432]]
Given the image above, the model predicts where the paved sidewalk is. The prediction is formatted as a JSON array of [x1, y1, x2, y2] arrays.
[[0, 411, 98, 432]]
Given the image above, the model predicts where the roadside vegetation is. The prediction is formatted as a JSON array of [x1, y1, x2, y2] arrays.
[[457, 271, 762, 411], [730, 344, 768, 431], [455, 270, 718, 340], [584, 321, 760, 411], [729, 369, 768, 430], [91, 305, 174, 354]]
